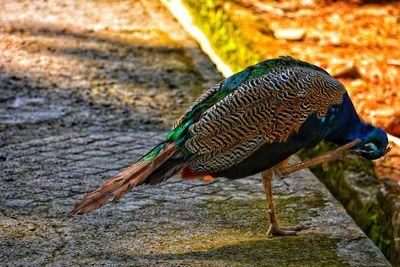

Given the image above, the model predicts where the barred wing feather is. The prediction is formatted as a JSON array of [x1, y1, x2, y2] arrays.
[[186, 66, 345, 174]]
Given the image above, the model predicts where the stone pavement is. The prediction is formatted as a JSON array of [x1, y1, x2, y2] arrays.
[[0, 0, 390, 266]]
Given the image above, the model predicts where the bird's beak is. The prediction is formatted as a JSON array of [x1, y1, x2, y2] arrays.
[[350, 142, 377, 156]]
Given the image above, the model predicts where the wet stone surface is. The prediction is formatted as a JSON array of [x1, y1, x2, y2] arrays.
[[0, 0, 390, 266]]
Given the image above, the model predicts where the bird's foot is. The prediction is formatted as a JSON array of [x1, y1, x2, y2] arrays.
[[274, 139, 362, 177], [267, 223, 307, 237], [274, 167, 287, 177]]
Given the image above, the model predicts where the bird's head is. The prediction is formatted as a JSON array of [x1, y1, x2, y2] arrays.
[[351, 125, 390, 160]]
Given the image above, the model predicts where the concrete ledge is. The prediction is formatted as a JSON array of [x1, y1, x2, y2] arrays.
[[1, 131, 390, 266], [163, 0, 397, 264], [0, 0, 390, 266]]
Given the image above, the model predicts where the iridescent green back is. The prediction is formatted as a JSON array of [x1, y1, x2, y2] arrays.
[[165, 57, 346, 173]]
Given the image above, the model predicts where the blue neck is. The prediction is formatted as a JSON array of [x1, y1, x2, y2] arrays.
[[325, 93, 367, 145]]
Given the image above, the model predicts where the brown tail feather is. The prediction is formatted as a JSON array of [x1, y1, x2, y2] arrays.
[[71, 143, 179, 215]]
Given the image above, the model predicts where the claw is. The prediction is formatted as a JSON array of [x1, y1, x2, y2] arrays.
[[267, 223, 306, 237], [274, 168, 285, 176]]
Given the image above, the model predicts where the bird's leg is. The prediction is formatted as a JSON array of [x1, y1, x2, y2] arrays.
[[262, 169, 303, 236], [262, 139, 361, 237], [275, 139, 361, 176]]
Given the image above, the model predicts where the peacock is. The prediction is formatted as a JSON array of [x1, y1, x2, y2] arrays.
[[71, 56, 389, 236]]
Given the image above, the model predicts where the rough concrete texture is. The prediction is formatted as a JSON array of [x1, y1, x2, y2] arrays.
[[0, 0, 222, 146], [0, 0, 390, 266]]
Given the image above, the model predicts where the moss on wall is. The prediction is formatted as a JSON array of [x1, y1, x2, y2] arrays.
[[298, 143, 399, 264], [183, 0, 264, 72]]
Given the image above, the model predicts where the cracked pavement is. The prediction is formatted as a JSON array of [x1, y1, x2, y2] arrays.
[[0, 0, 390, 266]]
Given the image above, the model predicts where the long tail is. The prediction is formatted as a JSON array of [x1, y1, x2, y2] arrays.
[[71, 142, 185, 215]]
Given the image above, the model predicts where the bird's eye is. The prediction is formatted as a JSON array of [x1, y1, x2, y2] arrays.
[[374, 140, 381, 147], [363, 142, 377, 152]]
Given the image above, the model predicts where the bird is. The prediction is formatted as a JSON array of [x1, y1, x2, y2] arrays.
[[71, 56, 389, 236]]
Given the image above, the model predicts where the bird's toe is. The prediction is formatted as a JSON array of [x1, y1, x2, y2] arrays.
[[267, 223, 307, 237]]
